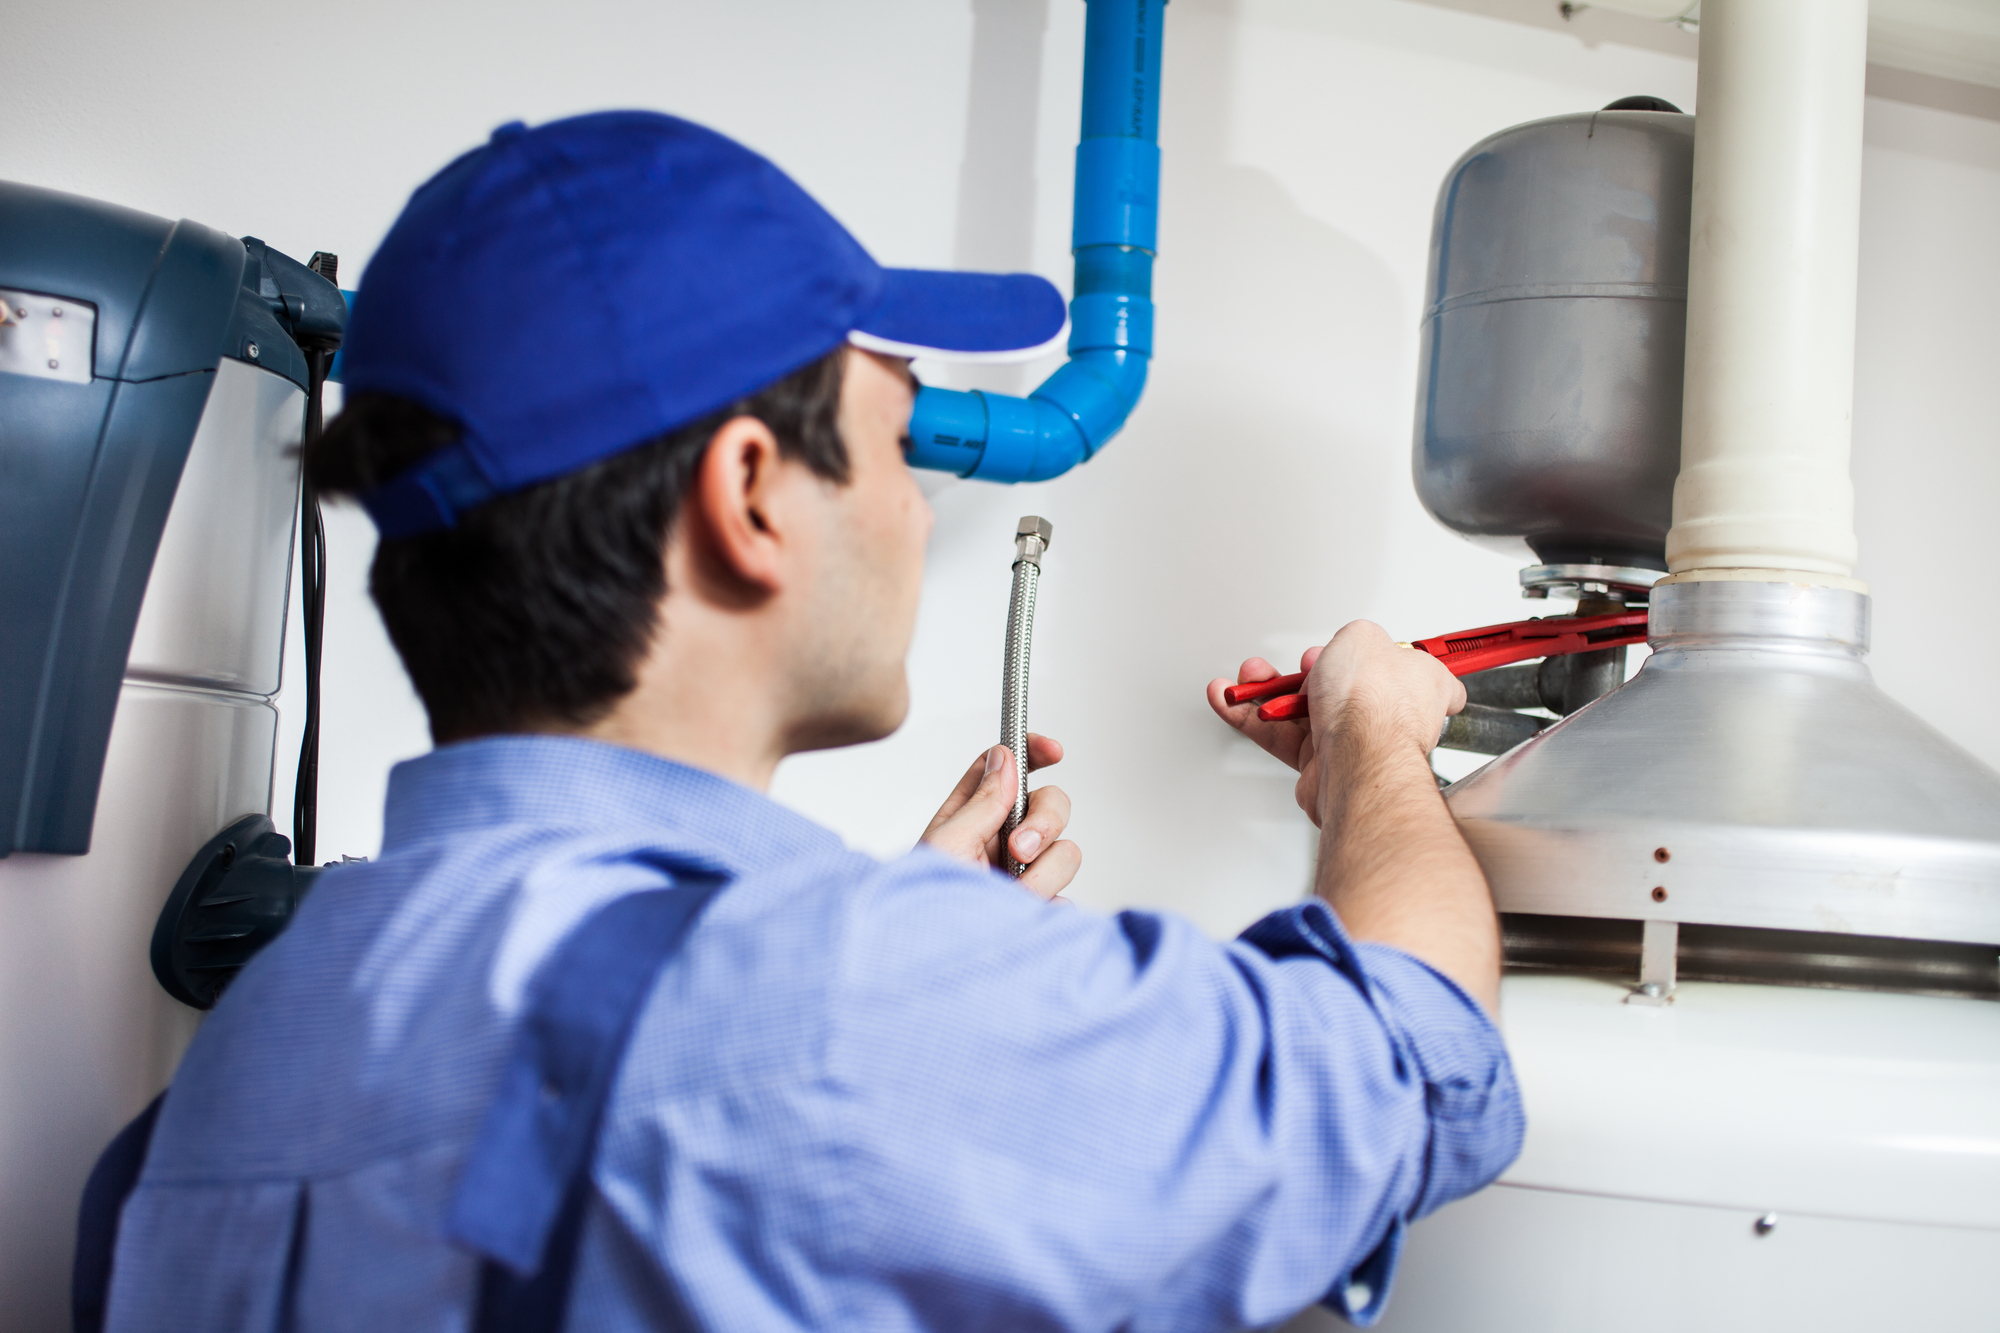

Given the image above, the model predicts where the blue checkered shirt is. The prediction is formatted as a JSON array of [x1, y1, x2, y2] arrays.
[[108, 736, 1522, 1331]]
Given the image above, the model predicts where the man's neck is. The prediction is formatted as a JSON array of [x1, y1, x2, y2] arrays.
[[573, 597, 790, 791]]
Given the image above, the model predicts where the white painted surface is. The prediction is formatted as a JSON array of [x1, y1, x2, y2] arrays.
[[1668, 0, 1869, 583], [1869, 0, 2000, 91], [128, 358, 304, 695], [1287, 1180, 2000, 1332], [1498, 974, 2000, 1229], [1584, 0, 2000, 95]]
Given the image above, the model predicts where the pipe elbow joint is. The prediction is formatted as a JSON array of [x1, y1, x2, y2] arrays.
[[903, 346, 1151, 484], [969, 393, 1087, 484], [968, 349, 1150, 483], [1025, 350, 1148, 471]]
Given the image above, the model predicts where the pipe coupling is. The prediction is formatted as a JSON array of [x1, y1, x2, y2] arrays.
[[1648, 579, 1869, 653]]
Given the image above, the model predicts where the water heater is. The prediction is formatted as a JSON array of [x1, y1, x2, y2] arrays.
[[0, 180, 342, 1330], [1307, 5, 2000, 1325]]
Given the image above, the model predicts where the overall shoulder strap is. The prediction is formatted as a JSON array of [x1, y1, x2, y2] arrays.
[[448, 868, 731, 1333], [72, 1092, 166, 1333]]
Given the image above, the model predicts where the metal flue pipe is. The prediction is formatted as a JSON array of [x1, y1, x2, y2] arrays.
[[1665, 0, 1871, 588]]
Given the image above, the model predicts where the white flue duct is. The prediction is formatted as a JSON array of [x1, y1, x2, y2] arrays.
[[1665, 0, 1871, 588]]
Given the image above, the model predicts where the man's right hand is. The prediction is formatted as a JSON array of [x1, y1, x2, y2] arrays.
[[1209, 621, 1498, 1013], [1206, 622, 1465, 826]]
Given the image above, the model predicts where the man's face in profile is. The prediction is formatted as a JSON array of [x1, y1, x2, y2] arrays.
[[782, 349, 932, 754]]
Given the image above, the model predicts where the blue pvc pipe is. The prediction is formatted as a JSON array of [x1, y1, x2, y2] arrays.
[[907, 0, 1165, 482]]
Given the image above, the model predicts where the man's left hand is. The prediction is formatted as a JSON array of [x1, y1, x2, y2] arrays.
[[921, 736, 1080, 901]]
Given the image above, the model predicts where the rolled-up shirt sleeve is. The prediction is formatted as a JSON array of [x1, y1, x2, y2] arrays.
[[1240, 902, 1526, 1324], [828, 856, 1525, 1332]]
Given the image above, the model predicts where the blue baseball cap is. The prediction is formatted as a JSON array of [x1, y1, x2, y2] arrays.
[[341, 111, 1067, 537]]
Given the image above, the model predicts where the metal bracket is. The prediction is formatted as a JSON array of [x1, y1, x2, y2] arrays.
[[1627, 918, 1679, 1005], [0, 287, 96, 384], [1520, 562, 1662, 605]]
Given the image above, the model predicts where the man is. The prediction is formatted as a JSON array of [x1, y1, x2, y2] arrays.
[[104, 112, 1521, 1331]]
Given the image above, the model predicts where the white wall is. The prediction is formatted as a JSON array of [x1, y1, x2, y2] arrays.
[[7, 0, 1999, 946]]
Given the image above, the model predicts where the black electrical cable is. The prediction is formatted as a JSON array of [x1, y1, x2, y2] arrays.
[[294, 346, 333, 867]]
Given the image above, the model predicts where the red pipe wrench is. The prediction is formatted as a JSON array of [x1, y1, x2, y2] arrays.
[[1223, 610, 1649, 722]]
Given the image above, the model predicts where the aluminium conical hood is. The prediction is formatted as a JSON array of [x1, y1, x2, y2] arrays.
[[1448, 580, 2000, 947]]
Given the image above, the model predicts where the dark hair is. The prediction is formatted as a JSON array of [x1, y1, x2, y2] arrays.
[[305, 349, 848, 741]]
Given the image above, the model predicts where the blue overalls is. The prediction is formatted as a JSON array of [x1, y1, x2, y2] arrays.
[[79, 857, 730, 1333]]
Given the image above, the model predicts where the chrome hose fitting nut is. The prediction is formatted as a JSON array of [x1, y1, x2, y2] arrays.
[[1014, 515, 1054, 566]]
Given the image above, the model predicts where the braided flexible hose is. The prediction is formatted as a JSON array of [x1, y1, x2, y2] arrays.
[[1000, 517, 1053, 876]]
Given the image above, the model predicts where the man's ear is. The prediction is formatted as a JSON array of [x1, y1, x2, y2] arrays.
[[686, 415, 791, 595]]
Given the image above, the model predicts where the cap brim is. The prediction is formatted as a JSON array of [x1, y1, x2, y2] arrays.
[[848, 269, 1068, 363]]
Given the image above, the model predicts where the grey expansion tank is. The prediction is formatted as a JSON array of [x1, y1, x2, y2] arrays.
[[1413, 104, 1694, 572]]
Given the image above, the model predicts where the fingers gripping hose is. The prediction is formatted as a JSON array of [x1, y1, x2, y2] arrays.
[[1001, 517, 1053, 875]]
